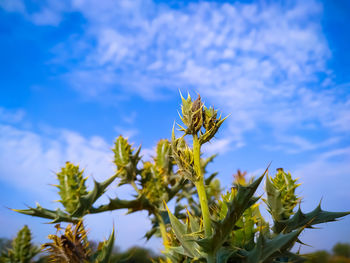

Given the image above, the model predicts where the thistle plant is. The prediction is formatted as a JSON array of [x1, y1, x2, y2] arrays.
[[0, 225, 40, 263], [164, 93, 350, 263], [13, 125, 219, 250], [10, 92, 350, 263]]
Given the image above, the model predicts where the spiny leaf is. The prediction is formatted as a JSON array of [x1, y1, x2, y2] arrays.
[[186, 210, 200, 234], [245, 229, 302, 263], [12, 204, 78, 223], [273, 204, 350, 233], [166, 204, 202, 259], [71, 173, 119, 217], [90, 195, 153, 214], [199, 169, 267, 254], [92, 228, 115, 263], [215, 247, 236, 263]]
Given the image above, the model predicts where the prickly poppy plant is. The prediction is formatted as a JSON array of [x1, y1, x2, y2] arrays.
[[12, 93, 350, 263]]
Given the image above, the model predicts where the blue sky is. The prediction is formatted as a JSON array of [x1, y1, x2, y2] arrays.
[[0, 0, 349, 254]]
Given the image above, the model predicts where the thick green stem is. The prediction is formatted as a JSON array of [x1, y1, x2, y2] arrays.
[[193, 134, 212, 238]]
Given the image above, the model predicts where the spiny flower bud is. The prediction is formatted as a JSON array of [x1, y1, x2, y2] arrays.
[[171, 129, 196, 181], [191, 95, 204, 133], [140, 162, 166, 204], [155, 139, 173, 175], [42, 221, 91, 262], [273, 168, 300, 219], [56, 162, 88, 214], [265, 168, 301, 221], [113, 136, 132, 169], [179, 93, 204, 134], [203, 106, 218, 131], [112, 135, 141, 185], [3, 225, 40, 262], [199, 106, 227, 145]]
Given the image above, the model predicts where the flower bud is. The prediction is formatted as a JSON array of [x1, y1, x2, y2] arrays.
[[179, 93, 204, 134], [56, 162, 88, 214], [112, 136, 141, 185], [190, 95, 204, 133], [171, 129, 197, 181], [203, 106, 218, 131]]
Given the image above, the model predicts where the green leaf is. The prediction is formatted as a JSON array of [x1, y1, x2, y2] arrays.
[[187, 210, 200, 233], [245, 229, 302, 263], [166, 205, 202, 259], [71, 173, 119, 217], [89, 195, 153, 214], [12, 204, 78, 223], [215, 247, 235, 263], [198, 169, 267, 254], [92, 228, 115, 263], [273, 204, 350, 233]]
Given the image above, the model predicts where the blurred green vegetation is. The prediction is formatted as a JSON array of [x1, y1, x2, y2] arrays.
[[2, 235, 350, 263], [305, 243, 350, 263], [0, 238, 11, 254], [0, 237, 162, 263], [0, 238, 350, 263]]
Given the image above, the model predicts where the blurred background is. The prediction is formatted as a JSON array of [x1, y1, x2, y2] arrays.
[[0, 0, 349, 259]]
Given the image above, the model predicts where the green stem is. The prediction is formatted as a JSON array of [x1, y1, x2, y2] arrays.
[[193, 134, 212, 238]]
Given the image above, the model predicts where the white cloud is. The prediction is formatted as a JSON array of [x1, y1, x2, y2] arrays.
[[0, 0, 69, 26], [0, 107, 25, 124], [2, 0, 348, 152], [263, 136, 341, 154], [56, 0, 348, 152], [202, 137, 234, 155], [0, 124, 114, 195], [294, 146, 350, 185]]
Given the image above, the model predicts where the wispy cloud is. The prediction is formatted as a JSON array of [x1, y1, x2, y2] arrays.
[[0, 107, 25, 124], [263, 136, 341, 154], [202, 137, 234, 155], [1, 0, 348, 153], [295, 146, 350, 184], [0, 124, 114, 195], [0, 0, 69, 26]]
